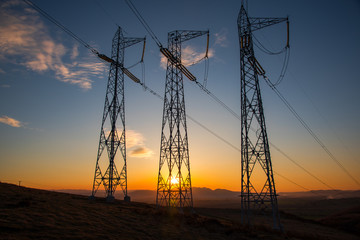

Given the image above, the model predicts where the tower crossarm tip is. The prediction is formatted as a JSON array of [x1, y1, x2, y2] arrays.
[[169, 30, 208, 43], [123, 37, 146, 49], [249, 17, 288, 32]]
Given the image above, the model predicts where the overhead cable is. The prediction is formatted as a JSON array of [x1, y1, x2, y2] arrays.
[[270, 143, 335, 190], [194, 81, 241, 120], [253, 35, 287, 55], [23, 0, 99, 56], [252, 35, 290, 86], [93, 0, 119, 28], [23, 0, 145, 84], [124, 0, 162, 48], [263, 75, 360, 187]]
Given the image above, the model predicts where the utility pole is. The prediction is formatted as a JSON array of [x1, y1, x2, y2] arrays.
[[238, 5, 287, 229], [156, 30, 208, 209], [91, 26, 144, 202]]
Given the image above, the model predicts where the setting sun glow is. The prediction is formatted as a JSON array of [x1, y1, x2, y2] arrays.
[[170, 176, 179, 186]]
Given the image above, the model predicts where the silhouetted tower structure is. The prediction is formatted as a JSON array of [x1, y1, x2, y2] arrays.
[[156, 30, 208, 209], [238, 5, 288, 229], [91, 26, 144, 202]]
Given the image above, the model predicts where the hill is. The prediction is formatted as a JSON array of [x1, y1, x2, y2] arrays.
[[1, 183, 359, 240], [320, 205, 360, 235]]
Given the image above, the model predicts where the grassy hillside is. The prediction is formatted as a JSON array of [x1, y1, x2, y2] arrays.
[[0, 183, 359, 240]]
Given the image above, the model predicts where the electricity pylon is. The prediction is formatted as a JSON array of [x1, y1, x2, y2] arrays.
[[238, 5, 287, 229], [91, 26, 144, 202], [156, 30, 208, 209]]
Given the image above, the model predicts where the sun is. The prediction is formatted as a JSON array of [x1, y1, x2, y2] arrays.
[[170, 176, 179, 186]]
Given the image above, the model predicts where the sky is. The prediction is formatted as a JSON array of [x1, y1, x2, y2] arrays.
[[0, 0, 359, 193]]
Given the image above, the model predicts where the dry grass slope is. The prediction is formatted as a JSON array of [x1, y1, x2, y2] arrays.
[[0, 183, 359, 240], [320, 205, 360, 235]]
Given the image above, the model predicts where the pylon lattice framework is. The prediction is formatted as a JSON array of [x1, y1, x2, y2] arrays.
[[238, 5, 287, 229], [156, 30, 208, 209], [91, 27, 144, 201]]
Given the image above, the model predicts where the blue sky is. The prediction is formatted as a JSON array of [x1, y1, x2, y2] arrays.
[[0, 0, 359, 191]]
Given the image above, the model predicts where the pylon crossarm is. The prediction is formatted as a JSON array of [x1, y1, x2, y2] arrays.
[[249, 17, 287, 32], [169, 30, 208, 43], [123, 37, 146, 49]]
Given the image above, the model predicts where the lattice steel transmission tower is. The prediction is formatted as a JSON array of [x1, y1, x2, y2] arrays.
[[91, 26, 144, 202], [156, 30, 208, 209], [238, 5, 287, 229]]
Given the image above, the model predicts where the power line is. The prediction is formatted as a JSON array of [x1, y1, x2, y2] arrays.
[[253, 34, 287, 55], [187, 115, 241, 152], [252, 35, 290, 86], [194, 80, 241, 120], [252, 28, 358, 186], [269, 143, 335, 190], [263, 75, 360, 187], [22, 0, 99, 56], [93, 0, 119, 28], [23, 0, 145, 84], [289, 70, 360, 168], [273, 171, 312, 192], [124, 0, 162, 48]]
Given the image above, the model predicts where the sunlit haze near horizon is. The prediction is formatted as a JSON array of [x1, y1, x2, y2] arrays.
[[0, 0, 360, 193]]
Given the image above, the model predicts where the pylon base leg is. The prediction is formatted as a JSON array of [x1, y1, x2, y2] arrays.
[[106, 195, 115, 202], [124, 195, 131, 202]]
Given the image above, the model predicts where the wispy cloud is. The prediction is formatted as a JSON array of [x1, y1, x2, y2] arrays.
[[214, 28, 228, 47], [182, 46, 214, 67], [130, 146, 154, 158], [126, 129, 153, 158], [71, 44, 79, 60], [159, 46, 214, 69], [160, 54, 167, 69], [0, 115, 23, 127], [126, 129, 145, 148], [1, 84, 10, 88], [0, 0, 106, 90]]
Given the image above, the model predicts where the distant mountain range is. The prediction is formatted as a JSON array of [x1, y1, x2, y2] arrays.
[[278, 190, 360, 199], [55, 187, 360, 206]]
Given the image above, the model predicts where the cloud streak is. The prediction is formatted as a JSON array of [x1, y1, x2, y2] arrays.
[[182, 46, 214, 67], [130, 146, 154, 158], [126, 129, 153, 158], [0, 115, 23, 128], [214, 28, 228, 47], [0, 0, 106, 90]]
